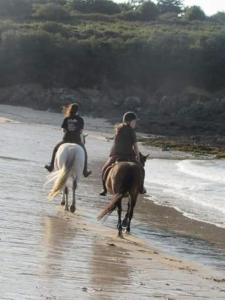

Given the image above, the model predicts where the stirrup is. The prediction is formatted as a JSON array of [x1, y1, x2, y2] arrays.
[[83, 170, 92, 177], [44, 164, 53, 172], [99, 190, 107, 196]]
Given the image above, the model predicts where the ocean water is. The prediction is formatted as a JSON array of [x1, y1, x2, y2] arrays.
[[145, 159, 225, 228]]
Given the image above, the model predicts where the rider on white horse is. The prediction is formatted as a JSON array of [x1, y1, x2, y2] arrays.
[[45, 103, 91, 177]]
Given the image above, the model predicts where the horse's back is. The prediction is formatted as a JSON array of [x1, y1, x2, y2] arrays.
[[107, 161, 141, 194], [110, 162, 140, 176], [57, 143, 83, 156], [55, 143, 85, 173]]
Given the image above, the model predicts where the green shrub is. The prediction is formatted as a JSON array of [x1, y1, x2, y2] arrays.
[[32, 3, 70, 20], [67, 0, 121, 15], [0, 0, 32, 18]]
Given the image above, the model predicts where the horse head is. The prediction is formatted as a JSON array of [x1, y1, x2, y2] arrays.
[[139, 152, 150, 167]]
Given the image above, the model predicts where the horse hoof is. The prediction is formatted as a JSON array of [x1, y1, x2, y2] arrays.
[[70, 206, 76, 213], [117, 231, 124, 238], [61, 201, 65, 206], [122, 219, 128, 228]]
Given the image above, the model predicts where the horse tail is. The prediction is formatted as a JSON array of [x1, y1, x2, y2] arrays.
[[48, 153, 75, 200], [97, 193, 123, 221]]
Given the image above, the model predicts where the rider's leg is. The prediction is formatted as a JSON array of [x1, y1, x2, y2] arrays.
[[100, 157, 116, 196], [45, 141, 64, 172], [80, 144, 92, 177], [100, 170, 108, 196]]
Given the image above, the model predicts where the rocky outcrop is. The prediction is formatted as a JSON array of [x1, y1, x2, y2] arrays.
[[1, 84, 225, 140]]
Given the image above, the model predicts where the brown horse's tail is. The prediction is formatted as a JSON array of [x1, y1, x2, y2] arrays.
[[97, 193, 124, 221]]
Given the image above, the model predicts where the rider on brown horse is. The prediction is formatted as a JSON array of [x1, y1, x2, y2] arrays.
[[100, 111, 145, 196]]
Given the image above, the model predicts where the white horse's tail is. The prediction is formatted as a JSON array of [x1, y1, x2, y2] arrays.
[[48, 152, 75, 200]]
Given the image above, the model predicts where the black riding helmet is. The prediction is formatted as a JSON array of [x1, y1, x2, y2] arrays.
[[122, 111, 137, 123], [70, 103, 79, 113]]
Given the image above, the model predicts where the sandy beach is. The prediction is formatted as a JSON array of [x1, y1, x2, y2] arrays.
[[1, 104, 225, 300]]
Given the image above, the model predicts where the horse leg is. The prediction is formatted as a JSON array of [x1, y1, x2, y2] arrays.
[[61, 187, 67, 206], [70, 179, 77, 213], [65, 186, 69, 211], [126, 192, 138, 233], [122, 201, 130, 228], [117, 200, 123, 238]]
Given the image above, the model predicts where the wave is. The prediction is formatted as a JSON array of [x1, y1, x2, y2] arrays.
[[0, 155, 34, 163], [144, 159, 225, 228], [177, 160, 225, 184]]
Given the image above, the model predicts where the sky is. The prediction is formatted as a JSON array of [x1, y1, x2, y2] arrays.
[[117, 1, 225, 16], [184, 0, 225, 16]]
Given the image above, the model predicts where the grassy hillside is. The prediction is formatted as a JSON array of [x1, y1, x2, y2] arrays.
[[0, 0, 225, 140]]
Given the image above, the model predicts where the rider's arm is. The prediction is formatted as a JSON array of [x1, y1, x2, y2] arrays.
[[133, 142, 140, 162], [77, 117, 84, 143], [61, 117, 68, 132]]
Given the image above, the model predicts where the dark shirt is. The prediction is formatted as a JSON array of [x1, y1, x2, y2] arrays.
[[61, 115, 84, 143], [110, 124, 137, 158]]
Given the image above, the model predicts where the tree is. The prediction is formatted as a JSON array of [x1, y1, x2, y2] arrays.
[[184, 6, 206, 21], [157, 0, 183, 14], [210, 12, 225, 23], [67, 0, 121, 15], [118, 3, 133, 12], [137, 1, 159, 21]]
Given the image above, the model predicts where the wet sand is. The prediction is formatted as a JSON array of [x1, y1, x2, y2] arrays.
[[1, 104, 225, 299]]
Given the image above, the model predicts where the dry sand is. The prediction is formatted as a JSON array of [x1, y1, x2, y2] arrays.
[[1, 104, 225, 299]]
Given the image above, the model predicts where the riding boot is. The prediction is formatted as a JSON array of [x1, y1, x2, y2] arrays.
[[99, 179, 107, 196], [81, 144, 92, 177], [45, 141, 63, 172]]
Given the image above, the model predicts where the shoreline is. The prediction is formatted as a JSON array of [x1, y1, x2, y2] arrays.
[[1, 104, 225, 298], [140, 194, 225, 250], [140, 136, 225, 159], [2, 103, 224, 158]]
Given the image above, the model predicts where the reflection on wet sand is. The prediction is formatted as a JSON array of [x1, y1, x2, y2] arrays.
[[40, 212, 78, 278], [89, 240, 130, 300]]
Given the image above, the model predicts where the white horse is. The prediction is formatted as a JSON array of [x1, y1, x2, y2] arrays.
[[47, 143, 85, 212]]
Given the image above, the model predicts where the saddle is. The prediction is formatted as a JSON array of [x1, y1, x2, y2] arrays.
[[102, 163, 117, 182], [102, 158, 138, 182]]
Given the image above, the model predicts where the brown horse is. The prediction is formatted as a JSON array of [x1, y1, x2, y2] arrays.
[[97, 154, 148, 237]]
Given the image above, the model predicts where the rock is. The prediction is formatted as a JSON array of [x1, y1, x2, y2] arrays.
[[123, 96, 141, 110]]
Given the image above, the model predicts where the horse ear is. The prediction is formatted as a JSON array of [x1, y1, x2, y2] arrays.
[[145, 154, 150, 160]]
